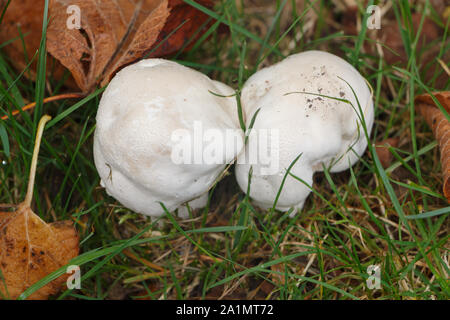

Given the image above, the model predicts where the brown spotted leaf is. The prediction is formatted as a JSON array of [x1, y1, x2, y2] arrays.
[[416, 92, 450, 201], [0, 204, 79, 300], [0, 116, 79, 300], [46, 0, 170, 93]]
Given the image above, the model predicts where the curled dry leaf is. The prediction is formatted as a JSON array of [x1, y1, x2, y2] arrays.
[[47, 0, 171, 93], [1, 0, 216, 93], [0, 116, 79, 300], [375, 137, 400, 169], [416, 92, 450, 113], [416, 92, 450, 202]]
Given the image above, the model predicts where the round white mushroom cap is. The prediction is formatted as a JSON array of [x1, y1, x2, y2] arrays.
[[94, 59, 243, 217], [235, 50, 374, 213]]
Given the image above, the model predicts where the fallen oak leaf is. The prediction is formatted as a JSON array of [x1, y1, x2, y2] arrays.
[[416, 92, 450, 202], [46, 0, 170, 93], [0, 115, 79, 300]]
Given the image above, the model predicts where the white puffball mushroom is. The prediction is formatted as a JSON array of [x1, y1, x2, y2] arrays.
[[235, 51, 374, 214], [94, 59, 243, 217]]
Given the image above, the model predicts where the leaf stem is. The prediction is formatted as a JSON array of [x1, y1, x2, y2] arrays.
[[1, 93, 84, 120], [24, 115, 52, 208]]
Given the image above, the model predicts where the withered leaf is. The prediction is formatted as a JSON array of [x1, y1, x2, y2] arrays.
[[46, 0, 171, 93], [0, 116, 79, 300], [416, 92, 450, 114], [0, 0, 42, 76], [416, 92, 450, 201], [1, 0, 216, 93], [0, 205, 79, 300], [147, 0, 215, 57], [0, 0, 72, 86]]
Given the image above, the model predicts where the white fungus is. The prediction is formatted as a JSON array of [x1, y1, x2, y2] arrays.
[[94, 59, 243, 217], [235, 51, 375, 215]]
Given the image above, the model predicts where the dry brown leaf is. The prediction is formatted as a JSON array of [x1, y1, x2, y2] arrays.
[[0, 0, 74, 86], [0, 206, 79, 299], [0, 0, 42, 76], [375, 137, 400, 169], [416, 92, 450, 114], [46, 0, 171, 93], [1, 0, 217, 94], [0, 116, 79, 300], [148, 0, 215, 58], [416, 92, 450, 202]]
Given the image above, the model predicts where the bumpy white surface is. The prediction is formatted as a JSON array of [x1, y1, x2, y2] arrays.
[[94, 59, 242, 217], [235, 51, 374, 214]]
